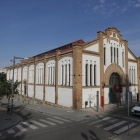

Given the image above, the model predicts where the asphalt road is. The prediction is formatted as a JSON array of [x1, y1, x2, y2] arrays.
[[1, 105, 140, 140]]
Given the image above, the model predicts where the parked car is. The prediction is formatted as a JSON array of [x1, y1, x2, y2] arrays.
[[131, 103, 140, 115]]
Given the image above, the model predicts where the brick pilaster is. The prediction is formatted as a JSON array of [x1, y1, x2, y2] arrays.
[[27, 63, 29, 97], [73, 45, 82, 110], [55, 50, 61, 104], [97, 31, 104, 110], [34, 58, 37, 100]]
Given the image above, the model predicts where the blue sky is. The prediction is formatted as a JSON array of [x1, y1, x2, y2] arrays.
[[0, 0, 140, 68]]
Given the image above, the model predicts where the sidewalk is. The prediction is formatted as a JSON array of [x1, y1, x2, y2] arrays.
[[82, 100, 138, 115], [2, 99, 96, 120], [0, 110, 21, 133]]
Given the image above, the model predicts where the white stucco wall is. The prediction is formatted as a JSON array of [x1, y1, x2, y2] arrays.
[[58, 88, 73, 107], [82, 88, 100, 108], [85, 43, 99, 52], [103, 38, 126, 74], [7, 70, 10, 80], [45, 86, 55, 103], [36, 86, 43, 100], [82, 54, 100, 86], [104, 87, 110, 104], [128, 51, 135, 60], [58, 57, 73, 86], [28, 85, 34, 97], [18, 68, 21, 82], [129, 86, 138, 99]]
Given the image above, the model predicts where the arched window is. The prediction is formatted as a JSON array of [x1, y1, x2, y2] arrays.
[[18, 68, 21, 82], [14, 69, 17, 82], [46, 60, 55, 85], [36, 63, 44, 84], [23, 66, 28, 81], [29, 65, 34, 84]]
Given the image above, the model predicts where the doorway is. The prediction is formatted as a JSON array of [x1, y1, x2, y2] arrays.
[[109, 73, 120, 103]]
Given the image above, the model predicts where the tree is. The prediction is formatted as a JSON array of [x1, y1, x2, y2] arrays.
[[0, 72, 6, 85], [0, 79, 20, 106]]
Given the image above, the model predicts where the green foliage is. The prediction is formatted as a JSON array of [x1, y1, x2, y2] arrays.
[[0, 79, 20, 105], [0, 72, 6, 85]]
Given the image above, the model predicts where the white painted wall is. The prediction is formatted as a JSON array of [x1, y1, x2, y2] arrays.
[[128, 52, 135, 60], [36, 86, 44, 100], [85, 43, 99, 52], [129, 86, 138, 99], [103, 38, 126, 74], [82, 88, 100, 108], [58, 88, 73, 107], [10, 70, 13, 80], [28, 85, 34, 97], [58, 57, 73, 86], [104, 87, 110, 104], [82, 54, 100, 86], [45, 86, 55, 103], [14, 69, 17, 82]]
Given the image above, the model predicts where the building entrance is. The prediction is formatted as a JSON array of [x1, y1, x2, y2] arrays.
[[109, 73, 120, 103]]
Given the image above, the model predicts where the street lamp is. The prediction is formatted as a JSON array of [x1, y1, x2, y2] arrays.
[[11, 56, 24, 114]]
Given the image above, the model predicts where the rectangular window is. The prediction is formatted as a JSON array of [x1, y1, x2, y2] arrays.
[[129, 68, 131, 85], [111, 47, 113, 63], [132, 69, 133, 85], [94, 64, 96, 86], [90, 64, 92, 86], [122, 52, 124, 68], [114, 48, 116, 63], [48, 67, 50, 85], [104, 47, 106, 65], [50, 67, 52, 85], [134, 69, 135, 85], [117, 48, 119, 64], [65, 65, 67, 86], [53, 66, 55, 85], [61, 65, 63, 85], [69, 64, 70, 86], [85, 61, 88, 86]]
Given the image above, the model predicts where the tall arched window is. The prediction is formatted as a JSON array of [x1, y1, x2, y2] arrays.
[[23, 66, 28, 81], [7, 70, 10, 80], [14, 69, 17, 82], [29, 65, 34, 84], [46, 60, 55, 85], [36, 63, 44, 84], [18, 68, 21, 82]]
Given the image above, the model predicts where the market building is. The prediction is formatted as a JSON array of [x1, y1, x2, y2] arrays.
[[6, 27, 140, 110]]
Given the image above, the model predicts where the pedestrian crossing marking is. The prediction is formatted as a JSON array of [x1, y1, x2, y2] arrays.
[[88, 117, 111, 125], [114, 123, 136, 134], [95, 119, 118, 128], [22, 122, 38, 129], [16, 125, 27, 131], [30, 120, 48, 127], [39, 119, 56, 125], [104, 121, 127, 131], [53, 117, 71, 122], [46, 118, 64, 124], [7, 129, 15, 134]]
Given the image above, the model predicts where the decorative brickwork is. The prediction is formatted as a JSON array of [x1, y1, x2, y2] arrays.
[[104, 63, 125, 85]]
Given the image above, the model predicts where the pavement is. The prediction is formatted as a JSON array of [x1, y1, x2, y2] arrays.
[[0, 109, 21, 133], [1, 98, 140, 140]]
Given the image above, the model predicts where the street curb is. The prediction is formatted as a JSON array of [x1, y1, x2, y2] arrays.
[[0, 112, 22, 134]]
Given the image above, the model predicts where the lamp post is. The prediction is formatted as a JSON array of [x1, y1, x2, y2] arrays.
[[11, 56, 24, 114]]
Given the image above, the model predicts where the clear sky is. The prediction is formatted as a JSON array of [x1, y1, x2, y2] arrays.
[[0, 0, 140, 68]]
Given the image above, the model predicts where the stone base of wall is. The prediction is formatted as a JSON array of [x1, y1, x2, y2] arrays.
[[13, 94, 72, 109]]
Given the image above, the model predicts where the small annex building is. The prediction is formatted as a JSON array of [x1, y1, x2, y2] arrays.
[[6, 27, 140, 110]]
